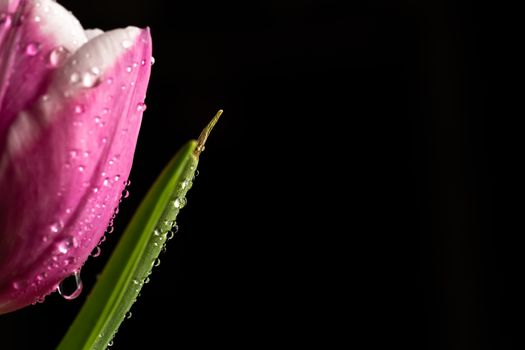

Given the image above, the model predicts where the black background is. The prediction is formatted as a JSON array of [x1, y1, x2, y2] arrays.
[[0, 0, 521, 349]]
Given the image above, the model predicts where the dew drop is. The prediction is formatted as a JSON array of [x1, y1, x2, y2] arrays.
[[153, 258, 161, 267], [47, 46, 69, 67], [122, 39, 132, 48], [57, 236, 77, 254], [25, 42, 41, 56], [166, 230, 175, 241], [126, 66, 132, 73], [81, 71, 99, 88], [122, 189, 130, 198], [107, 226, 114, 234], [150, 56, 155, 65], [114, 175, 121, 182], [136, 102, 147, 112], [91, 246, 101, 257], [172, 197, 186, 209], [126, 311, 132, 319], [34, 15, 41, 22], [103, 177, 110, 186], [172, 224, 179, 234], [0, 13, 12, 28], [70, 72, 80, 83], [153, 228, 161, 236], [108, 340, 114, 347], [58, 271, 83, 300], [64, 256, 76, 266], [141, 59, 146, 66], [74, 104, 84, 114], [12, 281, 20, 290], [50, 221, 63, 233], [144, 277, 150, 284], [78, 165, 85, 172]]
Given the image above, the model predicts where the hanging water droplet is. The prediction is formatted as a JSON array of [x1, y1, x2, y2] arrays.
[[153, 258, 161, 267], [25, 42, 41, 56], [136, 102, 147, 112], [194, 169, 200, 177], [91, 246, 101, 257], [46, 46, 69, 67], [108, 340, 114, 347], [58, 271, 83, 300], [107, 226, 114, 234], [126, 311, 132, 319], [122, 189, 130, 198], [150, 56, 156, 65], [144, 276, 150, 284], [166, 230, 175, 241], [172, 224, 179, 234]]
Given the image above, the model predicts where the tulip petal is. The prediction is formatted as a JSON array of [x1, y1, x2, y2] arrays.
[[0, 0, 87, 152], [0, 25, 152, 314]]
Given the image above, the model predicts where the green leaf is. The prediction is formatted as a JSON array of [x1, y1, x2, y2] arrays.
[[57, 110, 223, 350]]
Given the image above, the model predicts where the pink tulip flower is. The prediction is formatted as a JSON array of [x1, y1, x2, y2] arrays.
[[0, 0, 152, 314]]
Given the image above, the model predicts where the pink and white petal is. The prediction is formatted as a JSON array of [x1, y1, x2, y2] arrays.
[[0, 27, 152, 314], [0, 0, 86, 148], [85, 28, 104, 40]]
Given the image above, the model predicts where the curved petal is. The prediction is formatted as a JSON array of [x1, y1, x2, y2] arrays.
[[0, 26, 152, 314], [0, 0, 86, 151]]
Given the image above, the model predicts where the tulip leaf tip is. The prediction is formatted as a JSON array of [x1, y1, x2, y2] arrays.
[[194, 109, 223, 157]]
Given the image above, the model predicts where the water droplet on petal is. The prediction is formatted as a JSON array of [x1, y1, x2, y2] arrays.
[[78, 165, 85, 172], [126, 311, 132, 319], [34, 15, 41, 22], [150, 56, 156, 65], [122, 39, 132, 48], [58, 271, 83, 300], [81, 71, 99, 88], [108, 340, 114, 347], [57, 236, 77, 254], [50, 221, 63, 233], [25, 42, 41, 56], [74, 104, 84, 114], [47, 46, 69, 67], [91, 246, 101, 257], [0, 13, 12, 28], [136, 102, 147, 112], [153, 258, 161, 267], [122, 189, 130, 198], [64, 256, 76, 266], [126, 66, 132, 73], [70, 72, 80, 83]]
